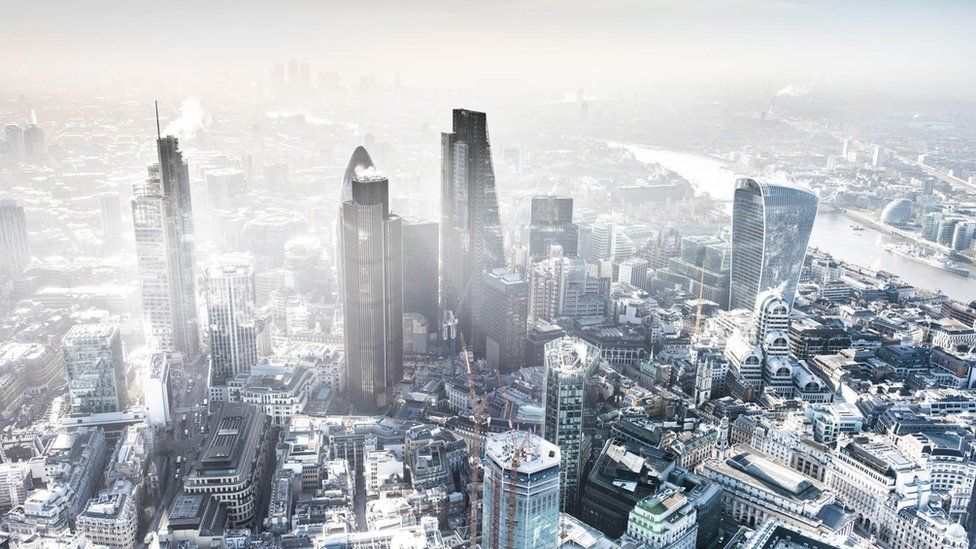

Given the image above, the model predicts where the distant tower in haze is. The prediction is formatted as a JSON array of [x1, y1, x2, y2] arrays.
[[441, 109, 505, 356], [205, 257, 257, 395], [341, 146, 374, 204], [98, 192, 123, 245], [542, 337, 601, 514], [528, 195, 578, 262], [0, 200, 29, 278], [729, 178, 818, 311], [481, 431, 561, 549], [132, 130, 200, 357], [340, 164, 403, 412]]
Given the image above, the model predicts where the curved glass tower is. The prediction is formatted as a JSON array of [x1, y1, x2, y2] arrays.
[[729, 178, 818, 311]]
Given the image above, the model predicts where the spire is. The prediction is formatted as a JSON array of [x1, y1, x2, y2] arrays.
[[154, 101, 161, 139]]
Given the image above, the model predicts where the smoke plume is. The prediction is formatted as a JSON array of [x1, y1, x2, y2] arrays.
[[163, 97, 212, 140]]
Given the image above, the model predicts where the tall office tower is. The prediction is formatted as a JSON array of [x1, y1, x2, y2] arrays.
[[23, 124, 45, 163], [587, 221, 634, 261], [63, 323, 128, 414], [206, 258, 257, 390], [589, 221, 614, 258], [441, 109, 505, 356], [529, 195, 578, 262], [0, 200, 29, 278], [402, 220, 439, 327], [98, 192, 123, 244], [529, 244, 589, 323], [132, 135, 200, 357], [3, 126, 24, 163], [482, 431, 561, 549], [729, 178, 818, 311], [543, 337, 601, 514], [481, 268, 529, 374], [340, 167, 403, 413]]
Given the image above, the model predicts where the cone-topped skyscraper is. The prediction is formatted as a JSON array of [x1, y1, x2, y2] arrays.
[[441, 109, 505, 356], [340, 160, 403, 412], [133, 127, 200, 357]]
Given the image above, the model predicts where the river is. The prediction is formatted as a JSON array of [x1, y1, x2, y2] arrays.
[[623, 145, 976, 302]]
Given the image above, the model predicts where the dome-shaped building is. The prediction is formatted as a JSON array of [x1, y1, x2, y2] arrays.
[[881, 198, 913, 226]]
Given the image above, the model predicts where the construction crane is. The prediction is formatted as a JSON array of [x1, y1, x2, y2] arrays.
[[489, 367, 525, 549], [694, 265, 707, 335], [457, 331, 486, 549], [505, 430, 533, 549], [443, 276, 477, 378]]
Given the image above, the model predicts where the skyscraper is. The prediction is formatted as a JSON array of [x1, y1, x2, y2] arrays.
[[63, 323, 128, 414], [205, 257, 257, 392], [481, 267, 529, 374], [0, 200, 29, 278], [529, 195, 578, 262], [729, 178, 818, 311], [441, 109, 505, 356], [98, 192, 123, 244], [132, 135, 200, 357], [543, 336, 601, 513], [481, 431, 561, 549], [529, 244, 594, 323], [340, 165, 403, 412], [402, 220, 439, 327], [341, 145, 374, 204]]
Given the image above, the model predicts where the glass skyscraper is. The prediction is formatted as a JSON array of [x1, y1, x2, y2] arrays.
[[205, 257, 257, 390], [481, 431, 561, 549], [132, 135, 200, 357], [543, 336, 601, 514], [729, 178, 819, 311], [529, 195, 578, 262], [340, 166, 403, 412], [441, 109, 505, 356]]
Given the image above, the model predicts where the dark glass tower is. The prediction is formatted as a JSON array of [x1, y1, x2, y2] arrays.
[[133, 135, 200, 357], [481, 268, 529, 374], [402, 220, 439, 328], [729, 178, 819, 311], [529, 195, 578, 262], [340, 166, 403, 412], [441, 109, 505, 355]]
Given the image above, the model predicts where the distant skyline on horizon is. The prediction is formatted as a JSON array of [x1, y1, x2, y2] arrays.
[[1, 0, 974, 97]]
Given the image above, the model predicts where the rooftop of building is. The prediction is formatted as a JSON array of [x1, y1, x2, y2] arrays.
[[63, 322, 119, 340], [484, 430, 560, 474]]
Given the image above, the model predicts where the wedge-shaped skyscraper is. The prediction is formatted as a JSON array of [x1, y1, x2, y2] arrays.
[[441, 109, 505, 355], [729, 178, 818, 311]]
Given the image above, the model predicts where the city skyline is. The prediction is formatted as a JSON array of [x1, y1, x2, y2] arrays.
[[2, 3, 976, 549]]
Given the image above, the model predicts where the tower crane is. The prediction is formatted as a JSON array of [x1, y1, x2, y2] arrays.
[[443, 276, 478, 378]]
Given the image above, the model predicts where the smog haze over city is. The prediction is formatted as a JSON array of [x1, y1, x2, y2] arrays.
[[2, 2, 976, 549]]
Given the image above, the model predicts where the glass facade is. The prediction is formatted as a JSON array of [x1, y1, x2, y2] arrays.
[[730, 178, 818, 311], [543, 337, 602, 513]]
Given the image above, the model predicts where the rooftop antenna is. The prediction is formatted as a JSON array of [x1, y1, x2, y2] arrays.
[[154, 100, 161, 139]]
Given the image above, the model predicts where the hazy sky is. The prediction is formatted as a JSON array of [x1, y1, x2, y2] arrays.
[[2, 0, 974, 95]]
